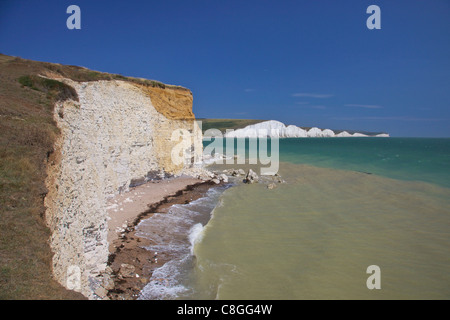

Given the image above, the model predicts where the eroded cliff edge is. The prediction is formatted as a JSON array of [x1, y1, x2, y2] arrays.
[[44, 78, 202, 299]]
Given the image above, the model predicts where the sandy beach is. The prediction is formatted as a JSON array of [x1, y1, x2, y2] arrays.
[[105, 176, 217, 299], [106, 176, 205, 249]]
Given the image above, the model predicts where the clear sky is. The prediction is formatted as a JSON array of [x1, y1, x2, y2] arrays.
[[1, 0, 449, 137]]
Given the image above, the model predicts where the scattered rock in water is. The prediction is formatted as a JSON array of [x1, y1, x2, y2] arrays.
[[275, 177, 285, 183], [230, 169, 239, 176], [270, 173, 285, 184], [243, 169, 259, 184], [205, 168, 282, 186], [218, 168, 247, 178], [179, 167, 216, 181], [267, 183, 277, 189], [218, 173, 228, 183]]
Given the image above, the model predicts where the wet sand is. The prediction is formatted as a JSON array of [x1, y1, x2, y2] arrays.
[[105, 177, 217, 300]]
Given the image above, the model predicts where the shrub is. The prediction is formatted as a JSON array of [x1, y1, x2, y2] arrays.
[[17, 75, 79, 102], [18, 75, 37, 90]]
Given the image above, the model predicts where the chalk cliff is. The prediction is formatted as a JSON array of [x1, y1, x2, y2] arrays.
[[44, 78, 201, 299], [224, 120, 389, 138]]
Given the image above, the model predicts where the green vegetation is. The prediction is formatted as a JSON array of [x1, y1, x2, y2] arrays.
[[198, 118, 265, 134], [41, 60, 176, 89], [18, 75, 36, 89], [17, 75, 79, 102]]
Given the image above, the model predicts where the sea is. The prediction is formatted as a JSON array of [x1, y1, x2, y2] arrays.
[[137, 138, 450, 300]]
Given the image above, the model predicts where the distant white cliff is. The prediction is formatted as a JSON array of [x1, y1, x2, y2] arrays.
[[224, 120, 389, 138]]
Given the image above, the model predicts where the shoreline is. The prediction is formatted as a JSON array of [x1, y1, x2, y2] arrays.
[[106, 176, 206, 251], [105, 177, 219, 300], [103, 166, 279, 300]]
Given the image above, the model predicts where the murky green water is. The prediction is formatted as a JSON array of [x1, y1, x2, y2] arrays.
[[139, 138, 450, 300], [190, 163, 450, 299]]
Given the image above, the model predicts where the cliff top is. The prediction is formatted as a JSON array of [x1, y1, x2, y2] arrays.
[[0, 53, 190, 90], [0, 53, 195, 120]]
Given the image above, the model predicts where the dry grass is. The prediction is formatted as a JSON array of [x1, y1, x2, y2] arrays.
[[0, 54, 86, 299]]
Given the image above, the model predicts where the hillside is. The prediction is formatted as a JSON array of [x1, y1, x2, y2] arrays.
[[198, 118, 265, 134]]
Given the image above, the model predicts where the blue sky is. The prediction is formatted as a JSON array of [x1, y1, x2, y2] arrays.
[[1, 0, 449, 137]]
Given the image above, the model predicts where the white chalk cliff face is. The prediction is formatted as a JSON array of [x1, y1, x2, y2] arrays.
[[44, 79, 201, 299], [224, 120, 389, 138]]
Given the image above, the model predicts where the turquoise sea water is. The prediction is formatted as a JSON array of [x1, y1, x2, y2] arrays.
[[138, 138, 450, 300], [278, 138, 450, 189]]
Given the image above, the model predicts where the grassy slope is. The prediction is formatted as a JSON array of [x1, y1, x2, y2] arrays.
[[0, 53, 186, 299], [0, 54, 86, 299], [197, 118, 265, 134]]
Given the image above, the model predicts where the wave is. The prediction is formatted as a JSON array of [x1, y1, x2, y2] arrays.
[[138, 254, 193, 300], [189, 223, 204, 255], [136, 183, 231, 300]]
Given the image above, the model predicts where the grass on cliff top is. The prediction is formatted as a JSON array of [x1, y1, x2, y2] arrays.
[[198, 118, 265, 134]]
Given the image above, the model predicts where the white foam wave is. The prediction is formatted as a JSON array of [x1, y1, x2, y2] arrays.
[[189, 223, 204, 255], [168, 205, 199, 217], [135, 184, 232, 299], [138, 255, 192, 300]]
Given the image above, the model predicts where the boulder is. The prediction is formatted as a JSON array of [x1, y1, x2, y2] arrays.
[[119, 263, 135, 278], [219, 174, 228, 183], [230, 168, 246, 176], [243, 169, 259, 184], [102, 273, 115, 290], [94, 286, 108, 299]]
